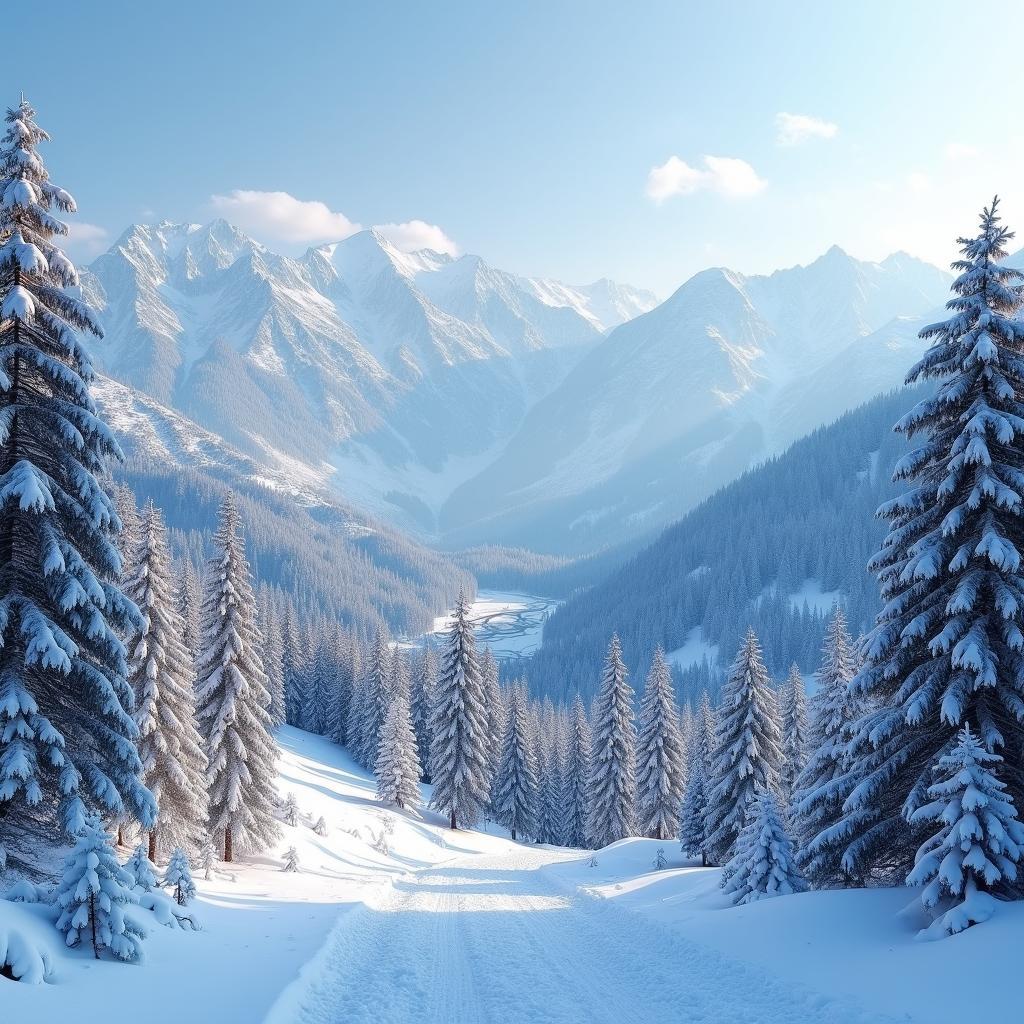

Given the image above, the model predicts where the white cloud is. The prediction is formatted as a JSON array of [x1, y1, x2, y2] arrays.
[[646, 154, 766, 202], [945, 142, 978, 161], [775, 112, 838, 146], [374, 219, 460, 255], [907, 171, 931, 193], [64, 221, 109, 257], [208, 189, 361, 245]]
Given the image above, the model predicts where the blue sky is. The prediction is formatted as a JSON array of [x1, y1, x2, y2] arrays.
[[10, 1, 1024, 294]]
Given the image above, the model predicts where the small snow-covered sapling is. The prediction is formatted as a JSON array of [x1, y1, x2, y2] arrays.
[[163, 848, 196, 905], [125, 843, 159, 891], [283, 846, 300, 872], [283, 792, 301, 827], [313, 816, 328, 837], [653, 847, 668, 870]]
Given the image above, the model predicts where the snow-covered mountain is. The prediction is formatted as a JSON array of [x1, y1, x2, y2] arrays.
[[82, 221, 657, 535], [440, 248, 950, 552]]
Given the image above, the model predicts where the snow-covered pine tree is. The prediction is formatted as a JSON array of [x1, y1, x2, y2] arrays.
[[355, 626, 392, 769], [163, 847, 196, 906], [282, 845, 299, 872], [907, 725, 1024, 936], [480, 647, 505, 797], [328, 624, 353, 746], [722, 791, 806, 905], [126, 501, 207, 861], [587, 635, 637, 848], [491, 683, 539, 841], [779, 664, 809, 808], [124, 843, 158, 892], [428, 592, 490, 829], [0, 99, 154, 863], [304, 635, 336, 736], [55, 814, 145, 961], [813, 201, 1024, 885], [282, 603, 306, 728], [178, 559, 201, 665], [258, 594, 286, 728], [636, 648, 687, 841], [198, 841, 215, 880], [112, 482, 140, 584], [561, 693, 593, 848], [679, 691, 715, 864], [195, 494, 280, 862], [411, 643, 437, 781], [313, 815, 328, 837], [375, 660, 422, 809], [792, 606, 862, 885], [705, 629, 783, 866], [282, 790, 300, 827]]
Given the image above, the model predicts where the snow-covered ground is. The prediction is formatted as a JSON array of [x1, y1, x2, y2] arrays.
[[666, 625, 720, 670], [4, 727, 1019, 1023]]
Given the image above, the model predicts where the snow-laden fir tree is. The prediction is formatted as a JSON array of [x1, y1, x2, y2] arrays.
[[354, 626, 392, 769], [907, 725, 1024, 937], [55, 813, 145, 961], [112, 483, 140, 586], [0, 99, 155, 865], [429, 592, 491, 829], [561, 693, 592, 848], [792, 606, 861, 884], [537, 723, 567, 845], [327, 624, 353, 747], [814, 200, 1024, 884], [282, 604, 306, 728], [195, 494, 280, 862], [124, 843, 158, 892], [722, 791, 806, 905], [680, 691, 715, 864], [163, 847, 196, 906], [304, 635, 336, 736], [126, 501, 208, 861], [636, 648, 687, 840], [587, 635, 637, 848], [375, 661, 422, 809], [282, 845, 299, 872], [411, 643, 437, 782], [198, 841, 215, 880], [705, 629, 783, 866], [779, 664, 809, 807], [313, 815, 328, 837], [178, 560, 201, 666], [480, 647, 505, 796], [282, 790, 300, 827], [258, 595, 286, 728], [491, 683, 539, 841]]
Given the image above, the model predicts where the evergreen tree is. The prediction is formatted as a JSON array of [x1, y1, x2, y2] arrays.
[[705, 629, 783, 866], [55, 814, 144, 961], [491, 684, 539, 841], [178, 560, 201, 665], [305, 635, 336, 736], [722, 792, 806, 905], [428, 592, 490, 829], [792, 607, 861, 885], [282, 791, 300, 827], [411, 644, 437, 782], [125, 501, 207, 861], [479, 647, 505, 797], [636, 648, 687, 840], [816, 201, 1024, 883], [587, 635, 637, 848], [907, 725, 1024, 937], [779, 664, 809, 807], [355, 626, 392, 769], [112, 482, 140, 586], [198, 841, 215, 880], [124, 843, 158, 892], [282, 603, 306, 728], [680, 691, 715, 864], [328, 625, 353, 746], [313, 815, 328, 837], [0, 99, 154, 861], [561, 693, 592, 848], [195, 494, 280, 862], [163, 847, 196, 906], [258, 595, 286, 728], [375, 663, 422, 809], [282, 845, 299, 872]]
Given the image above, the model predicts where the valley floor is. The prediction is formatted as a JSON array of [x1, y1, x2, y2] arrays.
[[4, 727, 1020, 1023]]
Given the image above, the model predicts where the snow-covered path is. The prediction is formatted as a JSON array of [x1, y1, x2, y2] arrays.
[[268, 846, 894, 1024]]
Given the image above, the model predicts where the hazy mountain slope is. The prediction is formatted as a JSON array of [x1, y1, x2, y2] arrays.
[[521, 387, 923, 706], [441, 249, 949, 553]]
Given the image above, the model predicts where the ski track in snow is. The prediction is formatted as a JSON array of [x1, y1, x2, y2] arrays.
[[266, 847, 896, 1024]]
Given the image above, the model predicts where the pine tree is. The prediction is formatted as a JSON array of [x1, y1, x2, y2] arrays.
[[491, 684, 539, 841], [537, 722, 566, 845], [195, 494, 280, 862], [779, 664, 809, 807], [375, 664, 422, 809], [124, 843, 158, 892], [328, 625, 353, 746], [0, 99, 154, 861], [305, 635, 336, 736], [282, 790, 300, 827], [705, 629, 783, 866], [112, 483, 140, 587], [355, 626, 392, 769], [411, 644, 437, 782], [636, 648, 687, 841], [680, 691, 715, 864], [561, 693, 592, 848], [258, 595, 286, 728], [587, 635, 637, 848], [282, 603, 306, 728], [313, 815, 328, 837], [792, 607, 861, 885], [907, 725, 1024, 937], [126, 501, 208, 861], [178, 560, 201, 665], [428, 592, 490, 829], [722, 792, 806, 905], [282, 845, 299, 872], [55, 814, 145, 961], [198, 841, 215, 880], [163, 847, 196, 906], [480, 648, 505, 798], [815, 201, 1024, 883]]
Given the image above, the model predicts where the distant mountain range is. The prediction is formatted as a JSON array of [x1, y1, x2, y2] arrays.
[[82, 221, 951, 556]]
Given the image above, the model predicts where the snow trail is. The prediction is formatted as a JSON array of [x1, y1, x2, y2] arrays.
[[266, 846, 896, 1024]]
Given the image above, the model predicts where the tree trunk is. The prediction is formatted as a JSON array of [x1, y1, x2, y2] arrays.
[[702, 852, 708, 867], [449, 810, 457, 830], [148, 828, 157, 863], [89, 892, 99, 960], [224, 826, 233, 863], [511, 827, 516, 841], [117, 825, 124, 847]]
